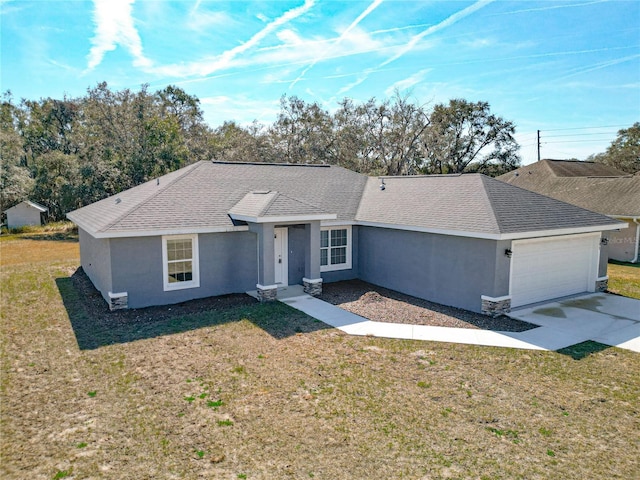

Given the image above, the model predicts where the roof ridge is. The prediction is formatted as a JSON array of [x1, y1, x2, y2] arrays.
[[476, 176, 503, 233], [211, 160, 331, 168], [259, 191, 281, 216], [273, 191, 326, 211], [98, 161, 205, 233]]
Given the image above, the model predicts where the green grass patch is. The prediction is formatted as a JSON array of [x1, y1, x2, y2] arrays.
[[607, 262, 640, 299]]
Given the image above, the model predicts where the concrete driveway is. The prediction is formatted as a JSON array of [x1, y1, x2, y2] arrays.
[[507, 293, 640, 353]]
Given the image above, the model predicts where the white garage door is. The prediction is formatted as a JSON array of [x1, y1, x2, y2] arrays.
[[510, 233, 599, 308]]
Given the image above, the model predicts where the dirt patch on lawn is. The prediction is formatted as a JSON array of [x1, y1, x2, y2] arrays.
[[320, 279, 536, 332]]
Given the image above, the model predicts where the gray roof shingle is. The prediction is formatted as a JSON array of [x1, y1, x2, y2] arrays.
[[68, 160, 624, 239], [355, 174, 622, 237], [229, 191, 332, 220], [68, 161, 366, 236], [497, 159, 640, 216]]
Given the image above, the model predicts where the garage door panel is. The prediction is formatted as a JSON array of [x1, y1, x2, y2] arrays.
[[510, 234, 598, 308]]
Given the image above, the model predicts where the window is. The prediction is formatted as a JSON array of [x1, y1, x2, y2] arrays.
[[162, 234, 200, 291], [320, 226, 352, 272]]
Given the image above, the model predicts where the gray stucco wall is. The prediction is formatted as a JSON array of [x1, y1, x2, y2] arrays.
[[357, 226, 505, 313], [78, 228, 112, 303], [110, 231, 258, 309]]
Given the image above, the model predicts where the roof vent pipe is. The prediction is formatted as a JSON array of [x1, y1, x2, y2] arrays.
[[380, 178, 386, 191]]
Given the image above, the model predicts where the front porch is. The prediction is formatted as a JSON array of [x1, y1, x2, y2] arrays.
[[228, 190, 336, 302]]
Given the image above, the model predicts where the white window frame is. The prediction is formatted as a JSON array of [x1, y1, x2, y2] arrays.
[[320, 226, 352, 272], [162, 234, 200, 291]]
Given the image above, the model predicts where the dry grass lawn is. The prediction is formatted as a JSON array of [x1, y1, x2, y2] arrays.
[[607, 261, 640, 300], [1, 236, 639, 480]]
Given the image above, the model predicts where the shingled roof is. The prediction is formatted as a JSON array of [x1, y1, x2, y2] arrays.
[[497, 159, 640, 217], [68, 160, 624, 239], [228, 191, 335, 223], [67, 161, 366, 237], [355, 175, 622, 239]]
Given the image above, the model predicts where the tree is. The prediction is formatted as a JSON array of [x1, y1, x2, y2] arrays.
[[0, 92, 33, 214], [211, 121, 275, 163], [419, 99, 520, 175], [269, 95, 335, 165], [591, 122, 640, 174], [333, 93, 430, 176]]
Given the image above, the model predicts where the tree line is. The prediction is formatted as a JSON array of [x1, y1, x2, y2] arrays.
[[2, 82, 634, 221]]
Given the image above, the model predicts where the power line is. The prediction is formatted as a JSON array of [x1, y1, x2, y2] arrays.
[[543, 139, 616, 144], [543, 131, 619, 138], [541, 124, 629, 132]]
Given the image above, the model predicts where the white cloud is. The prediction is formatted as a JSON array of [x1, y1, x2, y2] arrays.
[[288, 0, 384, 89], [86, 0, 151, 70], [151, 0, 315, 78], [188, 1, 233, 31], [380, 0, 495, 68], [384, 68, 431, 96], [200, 95, 281, 125]]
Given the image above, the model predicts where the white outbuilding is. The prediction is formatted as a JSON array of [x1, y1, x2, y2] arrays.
[[4, 200, 48, 229]]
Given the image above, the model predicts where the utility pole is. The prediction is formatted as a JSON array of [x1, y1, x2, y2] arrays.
[[537, 130, 541, 162]]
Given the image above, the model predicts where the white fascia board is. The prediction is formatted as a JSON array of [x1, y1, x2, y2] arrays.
[[25, 201, 48, 212], [320, 220, 356, 227], [87, 225, 250, 239], [499, 223, 626, 240], [355, 220, 626, 241], [229, 213, 337, 224]]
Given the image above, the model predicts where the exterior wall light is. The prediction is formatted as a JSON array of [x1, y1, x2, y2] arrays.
[[505, 248, 512, 258]]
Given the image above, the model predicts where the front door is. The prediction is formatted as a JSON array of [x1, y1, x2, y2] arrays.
[[274, 227, 288, 286]]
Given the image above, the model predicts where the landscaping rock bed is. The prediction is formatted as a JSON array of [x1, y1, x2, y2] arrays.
[[320, 279, 536, 332]]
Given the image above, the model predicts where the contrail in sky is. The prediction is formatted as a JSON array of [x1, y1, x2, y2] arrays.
[[289, 0, 384, 89]]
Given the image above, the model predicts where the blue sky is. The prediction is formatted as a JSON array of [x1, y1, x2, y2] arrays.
[[2, 0, 639, 164]]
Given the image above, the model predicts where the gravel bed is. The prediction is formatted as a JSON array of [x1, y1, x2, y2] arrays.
[[320, 279, 537, 332]]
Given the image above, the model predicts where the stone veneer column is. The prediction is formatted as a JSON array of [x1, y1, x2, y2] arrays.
[[302, 277, 323, 296], [108, 291, 128, 310], [595, 276, 608, 292], [481, 295, 511, 316], [256, 284, 278, 302]]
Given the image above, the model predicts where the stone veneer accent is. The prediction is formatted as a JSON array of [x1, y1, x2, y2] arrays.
[[481, 295, 511, 316], [595, 276, 608, 292], [108, 291, 128, 311], [302, 277, 323, 296], [256, 284, 278, 302]]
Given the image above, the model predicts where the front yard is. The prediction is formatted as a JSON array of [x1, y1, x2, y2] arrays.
[[1, 234, 638, 479]]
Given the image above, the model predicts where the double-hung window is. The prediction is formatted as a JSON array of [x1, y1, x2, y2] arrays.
[[162, 234, 200, 291], [320, 226, 352, 272]]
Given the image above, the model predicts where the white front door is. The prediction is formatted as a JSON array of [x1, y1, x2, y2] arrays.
[[274, 227, 288, 286]]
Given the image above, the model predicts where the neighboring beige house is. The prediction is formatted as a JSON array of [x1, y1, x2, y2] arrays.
[[498, 159, 640, 263], [4, 200, 48, 229]]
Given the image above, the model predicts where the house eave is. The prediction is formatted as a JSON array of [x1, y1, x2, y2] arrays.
[[228, 213, 337, 224], [354, 220, 626, 241]]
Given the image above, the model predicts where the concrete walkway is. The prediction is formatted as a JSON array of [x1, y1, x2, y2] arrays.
[[260, 286, 640, 352]]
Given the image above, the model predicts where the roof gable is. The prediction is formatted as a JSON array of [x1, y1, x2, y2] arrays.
[[5, 200, 48, 213]]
